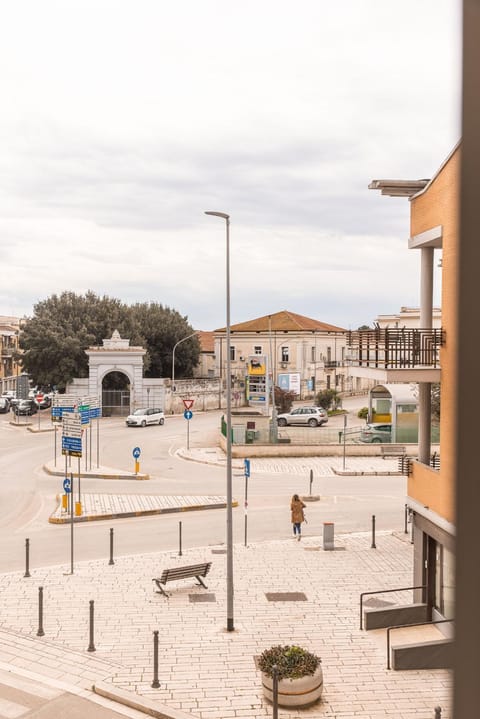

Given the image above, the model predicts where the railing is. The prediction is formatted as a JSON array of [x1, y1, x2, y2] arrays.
[[386, 618, 453, 669], [359, 585, 426, 630], [347, 327, 445, 369]]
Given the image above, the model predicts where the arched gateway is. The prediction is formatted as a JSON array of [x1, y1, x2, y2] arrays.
[[80, 330, 166, 416]]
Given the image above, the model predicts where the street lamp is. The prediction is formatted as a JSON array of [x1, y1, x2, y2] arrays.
[[205, 210, 234, 632], [171, 332, 198, 412]]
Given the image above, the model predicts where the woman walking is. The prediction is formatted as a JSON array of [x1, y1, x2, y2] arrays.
[[290, 493, 306, 541]]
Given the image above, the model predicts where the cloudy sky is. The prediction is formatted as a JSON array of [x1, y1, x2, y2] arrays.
[[0, 0, 461, 332]]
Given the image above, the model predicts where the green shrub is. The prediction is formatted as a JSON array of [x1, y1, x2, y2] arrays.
[[357, 407, 368, 420], [258, 645, 320, 680]]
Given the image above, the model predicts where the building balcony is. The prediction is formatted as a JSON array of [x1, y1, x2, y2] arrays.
[[346, 327, 444, 383]]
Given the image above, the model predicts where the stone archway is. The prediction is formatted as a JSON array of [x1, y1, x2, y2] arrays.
[[102, 370, 131, 417], [85, 330, 146, 415]]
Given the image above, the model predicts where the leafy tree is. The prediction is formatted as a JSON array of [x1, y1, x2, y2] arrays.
[[273, 386, 296, 413], [129, 302, 200, 378], [431, 383, 440, 421], [19, 292, 200, 390], [315, 388, 341, 411], [357, 324, 371, 330]]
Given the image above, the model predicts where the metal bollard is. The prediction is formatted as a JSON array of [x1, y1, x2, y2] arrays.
[[404, 503, 408, 534], [37, 586, 45, 636], [309, 469, 313, 496], [371, 515, 376, 549], [434, 707, 442, 719], [108, 528, 114, 565], [323, 522, 334, 550], [152, 630, 160, 688], [178, 521, 183, 557], [87, 600, 96, 652], [24, 538, 31, 578], [272, 664, 278, 719]]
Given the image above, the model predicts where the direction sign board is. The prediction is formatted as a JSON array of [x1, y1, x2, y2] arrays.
[[244, 458, 251, 478], [78, 403, 90, 425], [132, 447, 141, 459], [62, 436, 82, 457], [183, 410, 193, 420], [182, 399, 194, 410]]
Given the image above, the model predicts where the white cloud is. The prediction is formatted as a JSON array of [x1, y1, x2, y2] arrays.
[[0, 0, 460, 330]]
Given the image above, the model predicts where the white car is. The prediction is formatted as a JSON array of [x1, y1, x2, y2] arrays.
[[126, 408, 165, 427]]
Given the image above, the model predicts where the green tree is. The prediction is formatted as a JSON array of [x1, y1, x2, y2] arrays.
[[129, 302, 200, 378], [19, 293, 200, 390], [20, 292, 134, 390], [315, 388, 341, 411]]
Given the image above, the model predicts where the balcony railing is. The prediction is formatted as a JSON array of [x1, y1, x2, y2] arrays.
[[347, 328, 445, 369]]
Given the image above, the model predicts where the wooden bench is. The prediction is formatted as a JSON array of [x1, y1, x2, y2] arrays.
[[381, 444, 406, 458], [153, 562, 212, 598]]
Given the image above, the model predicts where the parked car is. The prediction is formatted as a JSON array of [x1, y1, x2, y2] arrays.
[[359, 423, 392, 443], [0, 397, 10, 413], [276, 406, 328, 427], [126, 408, 165, 427], [34, 394, 52, 409], [13, 399, 38, 416]]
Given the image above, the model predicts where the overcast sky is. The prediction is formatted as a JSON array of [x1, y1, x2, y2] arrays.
[[0, 0, 461, 332]]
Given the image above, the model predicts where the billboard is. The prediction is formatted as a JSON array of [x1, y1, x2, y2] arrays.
[[277, 373, 301, 395]]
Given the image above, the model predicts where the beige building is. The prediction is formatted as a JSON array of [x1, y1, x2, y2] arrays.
[[213, 309, 372, 404], [0, 315, 23, 388]]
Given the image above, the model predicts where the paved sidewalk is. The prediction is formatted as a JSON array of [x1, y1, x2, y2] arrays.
[[178, 447, 402, 476], [0, 532, 452, 719]]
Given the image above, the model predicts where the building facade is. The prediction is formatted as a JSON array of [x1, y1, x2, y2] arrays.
[[349, 146, 458, 660]]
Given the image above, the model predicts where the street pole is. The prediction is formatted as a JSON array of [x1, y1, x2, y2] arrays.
[[205, 211, 234, 632], [172, 332, 197, 414]]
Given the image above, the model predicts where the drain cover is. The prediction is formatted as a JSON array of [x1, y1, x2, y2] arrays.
[[265, 592, 307, 602], [189, 593, 216, 603]]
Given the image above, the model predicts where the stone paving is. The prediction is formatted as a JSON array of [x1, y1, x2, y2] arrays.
[[178, 448, 402, 477], [0, 531, 452, 718], [49, 494, 232, 523]]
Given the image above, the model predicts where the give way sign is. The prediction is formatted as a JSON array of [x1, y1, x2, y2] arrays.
[[182, 399, 194, 410]]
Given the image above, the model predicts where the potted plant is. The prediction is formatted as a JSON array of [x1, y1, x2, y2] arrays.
[[258, 644, 323, 707]]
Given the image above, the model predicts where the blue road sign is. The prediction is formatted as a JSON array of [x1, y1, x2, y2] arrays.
[[63, 477, 71, 493], [244, 458, 251, 478], [132, 447, 141, 459], [184, 410, 193, 420]]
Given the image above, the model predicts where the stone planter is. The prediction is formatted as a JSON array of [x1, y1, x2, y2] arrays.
[[261, 664, 323, 707]]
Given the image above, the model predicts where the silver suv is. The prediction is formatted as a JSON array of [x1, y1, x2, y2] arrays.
[[359, 423, 392, 443], [277, 406, 328, 427]]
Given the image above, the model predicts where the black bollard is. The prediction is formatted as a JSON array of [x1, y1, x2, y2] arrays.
[[434, 707, 442, 719], [272, 664, 278, 719], [371, 515, 376, 549], [178, 521, 183, 557], [404, 504, 408, 534], [37, 586, 45, 636], [24, 538, 31, 578], [309, 469, 313, 496], [87, 600, 96, 652], [108, 528, 114, 565], [152, 630, 160, 688]]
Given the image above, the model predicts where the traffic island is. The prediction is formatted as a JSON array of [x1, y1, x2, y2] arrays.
[[49, 493, 237, 523]]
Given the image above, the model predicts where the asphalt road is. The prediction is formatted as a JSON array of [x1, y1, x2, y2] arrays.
[[0, 401, 407, 573]]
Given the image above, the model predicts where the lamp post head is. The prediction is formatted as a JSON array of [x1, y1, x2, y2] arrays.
[[205, 211, 230, 220]]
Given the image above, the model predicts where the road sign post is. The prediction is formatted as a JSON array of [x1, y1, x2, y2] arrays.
[[183, 409, 193, 450], [133, 447, 141, 475]]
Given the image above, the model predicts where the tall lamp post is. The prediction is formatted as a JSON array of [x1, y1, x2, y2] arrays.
[[171, 332, 198, 412], [205, 210, 234, 632]]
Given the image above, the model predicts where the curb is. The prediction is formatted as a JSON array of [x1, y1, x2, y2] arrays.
[[93, 680, 200, 718], [43, 464, 150, 481], [48, 496, 238, 524]]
